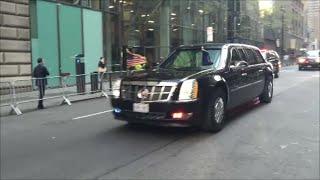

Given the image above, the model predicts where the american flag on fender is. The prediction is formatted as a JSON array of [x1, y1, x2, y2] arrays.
[[127, 54, 147, 68]]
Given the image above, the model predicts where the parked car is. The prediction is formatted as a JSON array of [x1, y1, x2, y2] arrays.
[[111, 43, 273, 132], [260, 49, 281, 78], [297, 50, 320, 70]]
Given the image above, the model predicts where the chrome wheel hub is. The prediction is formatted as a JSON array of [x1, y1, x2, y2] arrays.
[[268, 81, 273, 98], [214, 97, 224, 124]]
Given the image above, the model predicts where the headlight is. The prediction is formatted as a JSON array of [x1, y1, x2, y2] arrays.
[[112, 79, 121, 98], [298, 58, 305, 63], [178, 79, 198, 100]]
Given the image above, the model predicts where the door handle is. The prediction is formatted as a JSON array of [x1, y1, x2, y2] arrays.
[[241, 73, 248, 76], [258, 69, 263, 72]]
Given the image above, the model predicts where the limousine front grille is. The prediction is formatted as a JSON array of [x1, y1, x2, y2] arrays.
[[121, 81, 177, 102]]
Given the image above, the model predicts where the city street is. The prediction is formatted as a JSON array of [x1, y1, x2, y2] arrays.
[[0, 66, 319, 179]]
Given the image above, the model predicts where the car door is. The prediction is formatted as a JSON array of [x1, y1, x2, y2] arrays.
[[236, 47, 254, 101], [254, 49, 268, 95], [224, 47, 248, 108], [243, 48, 265, 99]]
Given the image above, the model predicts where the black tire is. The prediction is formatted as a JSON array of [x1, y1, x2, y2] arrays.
[[274, 72, 279, 78], [298, 66, 302, 71], [260, 77, 273, 103], [202, 89, 226, 133]]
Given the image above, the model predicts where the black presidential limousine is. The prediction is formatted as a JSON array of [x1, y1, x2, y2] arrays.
[[111, 43, 274, 132]]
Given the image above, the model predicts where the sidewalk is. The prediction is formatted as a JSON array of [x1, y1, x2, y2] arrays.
[[0, 82, 112, 117]]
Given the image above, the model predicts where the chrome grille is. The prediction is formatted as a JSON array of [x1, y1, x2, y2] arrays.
[[121, 81, 177, 102]]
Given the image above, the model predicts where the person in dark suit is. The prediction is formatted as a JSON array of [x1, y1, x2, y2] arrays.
[[32, 58, 50, 109]]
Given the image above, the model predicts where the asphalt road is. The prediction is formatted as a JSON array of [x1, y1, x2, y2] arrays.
[[1, 66, 319, 179]]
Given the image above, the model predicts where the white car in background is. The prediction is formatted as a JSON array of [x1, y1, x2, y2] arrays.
[[297, 50, 320, 70]]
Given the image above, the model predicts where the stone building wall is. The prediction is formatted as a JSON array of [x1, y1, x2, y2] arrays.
[[0, 0, 31, 83]]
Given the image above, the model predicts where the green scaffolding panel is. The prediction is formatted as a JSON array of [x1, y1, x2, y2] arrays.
[[34, 0, 60, 87], [82, 9, 103, 75], [58, 5, 83, 85]]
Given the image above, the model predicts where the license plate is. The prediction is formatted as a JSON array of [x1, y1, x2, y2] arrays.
[[133, 103, 149, 113]]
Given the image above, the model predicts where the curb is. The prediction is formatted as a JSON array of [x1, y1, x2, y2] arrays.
[[0, 95, 108, 117]]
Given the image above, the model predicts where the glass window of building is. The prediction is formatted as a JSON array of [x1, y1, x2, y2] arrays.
[[120, 0, 227, 66]]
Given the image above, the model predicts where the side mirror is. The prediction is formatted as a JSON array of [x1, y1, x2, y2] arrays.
[[235, 61, 248, 67]]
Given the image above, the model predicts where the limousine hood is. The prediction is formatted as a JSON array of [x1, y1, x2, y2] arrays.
[[122, 68, 214, 82]]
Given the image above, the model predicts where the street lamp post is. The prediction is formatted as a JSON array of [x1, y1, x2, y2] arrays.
[[280, 7, 285, 60]]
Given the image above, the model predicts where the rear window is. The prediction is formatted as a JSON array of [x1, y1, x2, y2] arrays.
[[307, 50, 320, 57], [261, 51, 267, 59], [254, 50, 265, 63]]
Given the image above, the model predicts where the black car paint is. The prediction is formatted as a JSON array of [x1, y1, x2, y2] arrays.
[[111, 44, 273, 127], [263, 51, 281, 76]]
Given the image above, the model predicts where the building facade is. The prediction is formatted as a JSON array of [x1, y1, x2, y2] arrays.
[[272, 0, 305, 55], [1, 0, 312, 85], [305, 0, 320, 50], [0, 0, 31, 83], [227, 0, 263, 47], [1, 0, 229, 84]]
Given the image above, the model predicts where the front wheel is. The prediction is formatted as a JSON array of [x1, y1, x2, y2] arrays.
[[202, 89, 226, 133], [298, 66, 302, 71], [274, 73, 279, 78], [260, 78, 273, 103]]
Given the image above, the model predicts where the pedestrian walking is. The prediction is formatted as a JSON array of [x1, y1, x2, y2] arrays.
[[32, 58, 50, 109], [98, 57, 107, 90]]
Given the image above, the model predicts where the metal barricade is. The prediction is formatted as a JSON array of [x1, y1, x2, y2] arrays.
[[0, 71, 129, 116], [0, 81, 13, 108], [101, 71, 127, 96], [10, 76, 71, 115], [62, 73, 106, 97]]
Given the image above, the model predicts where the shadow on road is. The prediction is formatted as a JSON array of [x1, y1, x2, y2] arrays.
[[225, 98, 266, 125], [102, 98, 267, 138]]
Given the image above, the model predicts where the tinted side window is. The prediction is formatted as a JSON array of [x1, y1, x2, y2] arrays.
[[266, 52, 273, 59], [230, 48, 241, 66], [244, 48, 257, 65], [237, 48, 247, 61], [269, 52, 277, 59], [254, 50, 265, 63]]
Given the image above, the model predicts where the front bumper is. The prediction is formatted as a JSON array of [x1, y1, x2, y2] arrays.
[[111, 98, 201, 126]]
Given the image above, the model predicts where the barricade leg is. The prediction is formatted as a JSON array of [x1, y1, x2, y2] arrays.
[[10, 104, 22, 115], [101, 91, 109, 99], [61, 76, 72, 106], [10, 82, 22, 115], [62, 96, 72, 105]]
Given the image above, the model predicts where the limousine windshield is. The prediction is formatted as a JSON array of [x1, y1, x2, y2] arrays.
[[160, 48, 222, 71]]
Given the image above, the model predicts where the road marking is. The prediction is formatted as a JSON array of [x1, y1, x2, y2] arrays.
[[72, 110, 113, 120], [281, 69, 296, 72]]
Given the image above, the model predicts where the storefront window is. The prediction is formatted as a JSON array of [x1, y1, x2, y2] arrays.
[[120, 0, 227, 66]]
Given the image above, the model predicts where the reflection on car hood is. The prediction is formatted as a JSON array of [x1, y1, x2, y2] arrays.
[[122, 68, 213, 82]]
